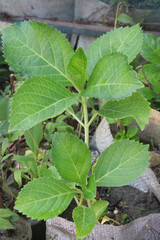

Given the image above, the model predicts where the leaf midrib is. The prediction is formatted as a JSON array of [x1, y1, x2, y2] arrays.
[[58, 135, 81, 180], [6, 32, 70, 82], [96, 147, 146, 183], [10, 95, 75, 131], [26, 129, 39, 154]]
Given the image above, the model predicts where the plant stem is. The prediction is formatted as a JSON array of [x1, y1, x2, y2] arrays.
[[0, 165, 16, 199], [87, 112, 98, 128], [66, 109, 85, 128], [0, 176, 16, 199], [114, 2, 121, 29], [74, 196, 79, 205], [82, 97, 89, 147], [87, 200, 91, 208], [79, 194, 84, 206]]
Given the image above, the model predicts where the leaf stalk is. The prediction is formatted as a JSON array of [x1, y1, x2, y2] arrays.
[[66, 109, 85, 128], [81, 97, 89, 147]]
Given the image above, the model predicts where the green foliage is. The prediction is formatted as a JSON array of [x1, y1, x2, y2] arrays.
[[0, 208, 19, 230], [140, 33, 160, 63], [24, 123, 43, 156], [83, 174, 96, 200], [38, 165, 61, 180], [9, 76, 78, 132], [73, 206, 96, 239], [0, 120, 9, 135], [83, 54, 143, 100], [51, 132, 92, 187], [2, 20, 73, 86], [44, 114, 74, 142], [114, 125, 139, 141], [93, 139, 150, 186], [0, 96, 10, 121], [67, 47, 87, 92], [86, 24, 143, 78], [99, 92, 151, 130], [1, 137, 9, 155], [118, 13, 135, 25], [139, 63, 160, 94], [91, 200, 109, 219], [11, 169, 28, 187], [0, 97, 10, 134], [15, 177, 76, 220], [13, 151, 38, 178], [1, 20, 151, 238], [13, 151, 38, 180], [139, 33, 160, 109], [126, 126, 138, 139]]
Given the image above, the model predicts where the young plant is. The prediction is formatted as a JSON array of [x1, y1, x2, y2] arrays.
[[1, 21, 151, 239], [114, 118, 139, 141]]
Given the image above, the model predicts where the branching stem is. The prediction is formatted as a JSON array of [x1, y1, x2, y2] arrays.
[[74, 196, 79, 206], [87, 112, 98, 128], [79, 194, 84, 206], [67, 109, 85, 128]]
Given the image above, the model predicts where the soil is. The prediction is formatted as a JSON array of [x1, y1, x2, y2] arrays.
[[104, 186, 160, 223], [0, 219, 32, 240], [58, 184, 160, 226]]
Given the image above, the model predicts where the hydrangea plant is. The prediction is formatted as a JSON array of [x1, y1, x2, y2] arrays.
[[1, 21, 151, 239]]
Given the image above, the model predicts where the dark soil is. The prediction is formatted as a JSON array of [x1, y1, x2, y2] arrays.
[[100, 185, 160, 224], [0, 219, 32, 240], [58, 184, 160, 226]]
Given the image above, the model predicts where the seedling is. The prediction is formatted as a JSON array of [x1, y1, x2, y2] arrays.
[[1, 21, 151, 239]]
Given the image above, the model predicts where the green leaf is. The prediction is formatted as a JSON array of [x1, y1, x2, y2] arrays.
[[73, 206, 96, 239], [91, 200, 109, 219], [67, 47, 87, 92], [9, 131, 24, 142], [98, 92, 151, 130], [126, 126, 138, 139], [139, 64, 160, 94], [2, 138, 9, 155], [121, 117, 133, 126], [2, 20, 73, 86], [24, 122, 43, 156], [39, 165, 61, 180], [93, 139, 150, 187], [0, 96, 10, 121], [140, 33, 160, 63], [0, 217, 15, 230], [15, 177, 76, 220], [118, 13, 135, 25], [9, 76, 78, 132], [0, 208, 19, 221], [0, 163, 5, 170], [86, 24, 143, 78], [83, 54, 143, 100], [13, 169, 27, 187], [13, 151, 37, 178], [51, 133, 92, 187], [1, 153, 12, 162], [137, 87, 156, 101], [83, 174, 96, 200], [0, 208, 19, 229], [0, 120, 9, 134]]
